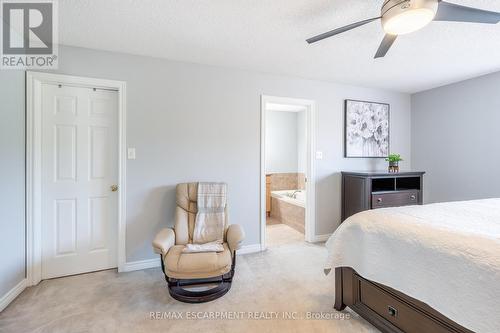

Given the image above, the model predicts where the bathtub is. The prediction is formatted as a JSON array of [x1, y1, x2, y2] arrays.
[[270, 190, 306, 234], [271, 190, 306, 207]]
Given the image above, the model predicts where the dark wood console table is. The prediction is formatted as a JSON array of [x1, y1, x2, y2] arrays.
[[341, 171, 425, 222]]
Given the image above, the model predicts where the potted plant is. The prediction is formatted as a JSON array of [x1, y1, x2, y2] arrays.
[[386, 154, 403, 173]]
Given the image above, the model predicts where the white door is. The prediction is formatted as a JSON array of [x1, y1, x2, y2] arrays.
[[41, 83, 118, 279]]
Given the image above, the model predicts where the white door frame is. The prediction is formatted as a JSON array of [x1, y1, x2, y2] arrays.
[[26, 71, 127, 286], [260, 95, 316, 249]]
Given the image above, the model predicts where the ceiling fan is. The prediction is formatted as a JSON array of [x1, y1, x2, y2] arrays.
[[306, 0, 500, 58]]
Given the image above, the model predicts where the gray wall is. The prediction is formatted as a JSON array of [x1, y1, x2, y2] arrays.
[[1, 45, 411, 270], [265, 111, 299, 173], [54, 46, 411, 261], [0, 71, 25, 297], [297, 110, 306, 174], [412, 71, 500, 203]]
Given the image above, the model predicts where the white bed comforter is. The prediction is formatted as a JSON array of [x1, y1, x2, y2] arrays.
[[326, 199, 500, 333]]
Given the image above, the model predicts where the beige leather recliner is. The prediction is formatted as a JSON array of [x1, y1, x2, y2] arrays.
[[152, 183, 245, 303]]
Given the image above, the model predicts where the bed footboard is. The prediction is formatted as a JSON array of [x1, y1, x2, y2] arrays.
[[334, 267, 473, 333], [334, 267, 347, 311]]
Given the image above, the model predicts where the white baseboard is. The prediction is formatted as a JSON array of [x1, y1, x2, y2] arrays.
[[237, 243, 262, 255], [122, 244, 263, 272], [121, 258, 161, 272], [0, 279, 27, 313], [311, 233, 332, 242]]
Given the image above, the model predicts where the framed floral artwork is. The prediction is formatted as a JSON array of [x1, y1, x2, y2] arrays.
[[344, 99, 389, 158]]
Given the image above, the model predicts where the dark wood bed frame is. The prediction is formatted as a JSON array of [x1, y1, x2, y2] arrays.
[[334, 267, 474, 333]]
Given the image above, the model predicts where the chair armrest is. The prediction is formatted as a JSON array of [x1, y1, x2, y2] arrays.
[[226, 224, 245, 252], [152, 228, 175, 255]]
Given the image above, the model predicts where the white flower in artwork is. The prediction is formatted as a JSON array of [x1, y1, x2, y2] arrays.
[[345, 100, 389, 157], [359, 111, 378, 139]]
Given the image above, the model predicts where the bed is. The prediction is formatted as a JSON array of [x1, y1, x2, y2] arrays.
[[326, 199, 500, 333]]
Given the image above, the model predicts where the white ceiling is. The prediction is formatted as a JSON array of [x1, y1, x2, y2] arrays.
[[59, 0, 500, 93]]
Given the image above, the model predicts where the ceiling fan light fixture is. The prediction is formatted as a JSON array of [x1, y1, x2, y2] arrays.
[[306, 0, 500, 58], [381, 0, 438, 35], [383, 8, 435, 34]]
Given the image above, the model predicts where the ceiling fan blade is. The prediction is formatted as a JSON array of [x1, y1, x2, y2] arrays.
[[306, 17, 381, 44], [374, 34, 397, 59], [434, 1, 500, 24]]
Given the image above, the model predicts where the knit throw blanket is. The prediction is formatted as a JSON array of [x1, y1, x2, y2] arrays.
[[189, 182, 226, 252]]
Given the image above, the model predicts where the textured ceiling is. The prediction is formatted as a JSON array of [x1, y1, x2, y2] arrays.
[[59, 0, 500, 93]]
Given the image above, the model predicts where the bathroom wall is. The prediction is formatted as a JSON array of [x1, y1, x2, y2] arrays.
[[266, 109, 307, 191], [297, 110, 306, 174], [265, 111, 298, 173]]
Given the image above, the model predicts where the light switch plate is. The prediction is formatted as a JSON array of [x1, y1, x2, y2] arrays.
[[316, 151, 323, 160], [127, 148, 136, 160]]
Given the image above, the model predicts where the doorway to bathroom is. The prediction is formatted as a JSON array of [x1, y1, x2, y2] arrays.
[[260, 96, 316, 249]]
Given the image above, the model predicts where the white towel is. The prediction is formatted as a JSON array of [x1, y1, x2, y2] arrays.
[[182, 241, 225, 253], [192, 182, 227, 244]]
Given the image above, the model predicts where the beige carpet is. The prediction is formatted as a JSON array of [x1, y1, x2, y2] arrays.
[[0, 224, 379, 333]]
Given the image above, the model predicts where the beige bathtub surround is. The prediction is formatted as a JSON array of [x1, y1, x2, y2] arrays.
[[271, 197, 305, 234], [297, 173, 306, 190], [268, 173, 306, 192], [268, 173, 298, 191], [266, 216, 281, 225], [0, 226, 379, 333]]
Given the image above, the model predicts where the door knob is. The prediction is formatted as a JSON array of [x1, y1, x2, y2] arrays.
[[110, 184, 118, 192]]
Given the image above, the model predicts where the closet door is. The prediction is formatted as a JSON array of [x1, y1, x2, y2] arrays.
[[41, 83, 118, 279]]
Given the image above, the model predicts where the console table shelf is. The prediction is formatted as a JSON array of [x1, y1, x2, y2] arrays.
[[341, 171, 425, 222]]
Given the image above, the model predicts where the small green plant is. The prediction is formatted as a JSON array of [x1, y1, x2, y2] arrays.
[[385, 154, 403, 163]]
